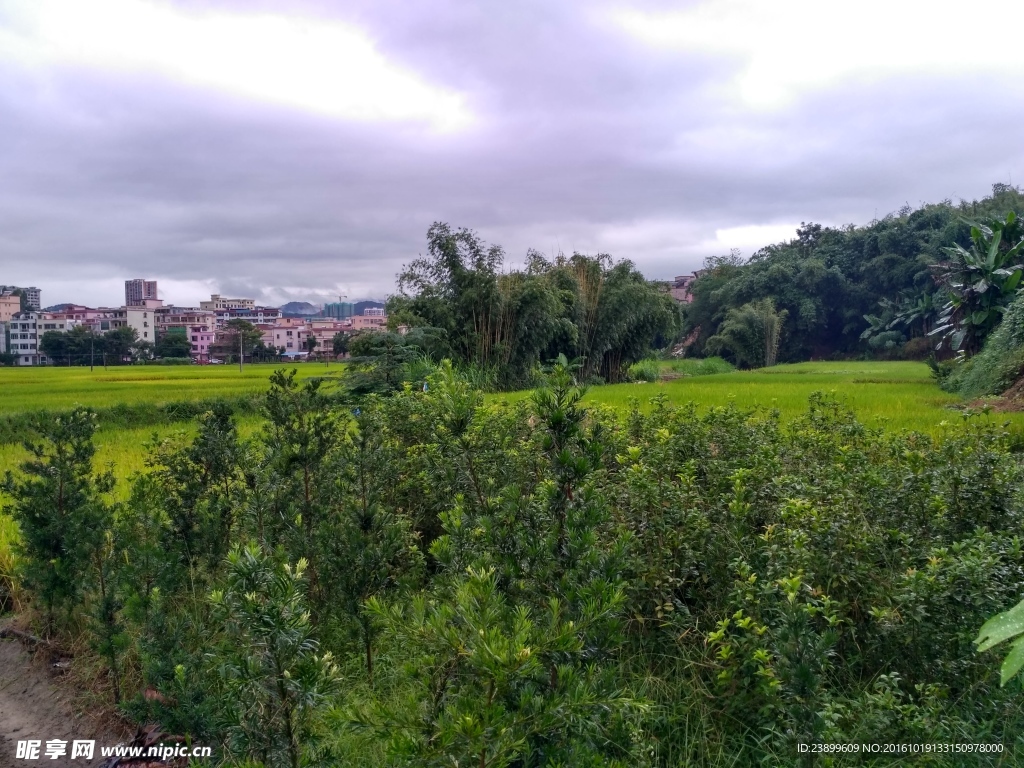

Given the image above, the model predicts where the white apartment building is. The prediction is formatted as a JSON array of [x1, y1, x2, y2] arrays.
[[7, 312, 44, 365], [0, 286, 41, 311], [125, 299, 163, 343], [200, 294, 256, 311]]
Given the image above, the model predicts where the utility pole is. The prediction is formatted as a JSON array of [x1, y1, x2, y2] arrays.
[[90, 334, 94, 372], [239, 330, 243, 373]]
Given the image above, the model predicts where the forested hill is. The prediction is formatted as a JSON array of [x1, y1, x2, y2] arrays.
[[683, 183, 1024, 362]]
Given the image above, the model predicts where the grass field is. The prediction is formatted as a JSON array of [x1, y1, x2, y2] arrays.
[[494, 360, 1024, 436], [1, 360, 1021, 487], [0, 363, 332, 415]]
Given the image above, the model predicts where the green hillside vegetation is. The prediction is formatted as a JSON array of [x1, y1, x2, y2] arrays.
[[940, 290, 1024, 399], [682, 184, 1024, 363]]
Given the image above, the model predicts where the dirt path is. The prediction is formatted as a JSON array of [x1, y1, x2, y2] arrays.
[[0, 634, 122, 767]]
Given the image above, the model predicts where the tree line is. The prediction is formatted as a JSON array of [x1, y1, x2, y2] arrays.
[[682, 183, 1024, 365], [35, 320, 293, 366], [4, 366, 1024, 765]]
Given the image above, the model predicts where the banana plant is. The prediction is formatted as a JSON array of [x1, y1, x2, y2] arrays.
[[976, 598, 1024, 686], [928, 212, 1024, 353]]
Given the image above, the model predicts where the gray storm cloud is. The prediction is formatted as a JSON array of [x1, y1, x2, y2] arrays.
[[1, 0, 1022, 308]]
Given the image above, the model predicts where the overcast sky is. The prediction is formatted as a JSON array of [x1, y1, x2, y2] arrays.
[[2, 0, 1023, 308]]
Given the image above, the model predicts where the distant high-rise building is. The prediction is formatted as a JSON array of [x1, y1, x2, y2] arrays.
[[0, 285, 41, 310], [322, 301, 354, 319], [125, 279, 158, 306]]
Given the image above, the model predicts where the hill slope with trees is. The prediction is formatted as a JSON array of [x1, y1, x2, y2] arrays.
[[682, 184, 1024, 364]]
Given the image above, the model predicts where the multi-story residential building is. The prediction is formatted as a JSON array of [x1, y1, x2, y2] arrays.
[[322, 301, 354, 319], [0, 286, 41, 311], [125, 279, 159, 306], [187, 324, 216, 360], [306, 319, 351, 356], [668, 273, 702, 304], [38, 317, 81, 335], [155, 306, 216, 339], [200, 294, 256, 311], [262, 321, 309, 357], [350, 307, 387, 331], [211, 305, 282, 329], [7, 312, 44, 365], [0, 291, 20, 322], [44, 305, 127, 334], [125, 299, 163, 343]]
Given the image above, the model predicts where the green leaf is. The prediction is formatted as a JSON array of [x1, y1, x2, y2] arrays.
[[951, 328, 967, 350], [987, 229, 1002, 269], [976, 599, 1024, 653], [999, 636, 1024, 686], [1005, 269, 1023, 293]]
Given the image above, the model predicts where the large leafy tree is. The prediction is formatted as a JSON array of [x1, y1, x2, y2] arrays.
[[706, 298, 788, 368], [389, 224, 675, 386], [212, 318, 263, 363], [155, 331, 193, 359], [104, 326, 139, 363], [929, 212, 1024, 353]]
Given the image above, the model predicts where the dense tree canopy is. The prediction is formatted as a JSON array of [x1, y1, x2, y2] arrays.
[[683, 184, 1024, 364], [387, 223, 679, 387], [39, 325, 142, 365]]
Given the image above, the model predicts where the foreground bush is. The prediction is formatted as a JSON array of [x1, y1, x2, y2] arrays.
[[4, 366, 1024, 766]]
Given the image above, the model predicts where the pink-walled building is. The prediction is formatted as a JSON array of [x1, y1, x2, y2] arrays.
[[189, 324, 216, 360]]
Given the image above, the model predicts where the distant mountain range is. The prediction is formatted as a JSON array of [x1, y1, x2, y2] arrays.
[[354, 300, 384, 315], [279, 301, 320, 316]]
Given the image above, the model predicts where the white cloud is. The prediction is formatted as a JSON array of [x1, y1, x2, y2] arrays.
[[713, 224, 797, 251], [612, 0, 1024, 107], [0, 0, 471, 130]]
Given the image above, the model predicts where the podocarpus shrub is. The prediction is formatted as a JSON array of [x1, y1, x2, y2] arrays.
[[7, 369, 1024, 766]]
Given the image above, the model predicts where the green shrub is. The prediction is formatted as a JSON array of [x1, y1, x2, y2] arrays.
[[7, 367, 1024, 766], [627, 358, 661, 382], [665, 356, 736, 376], [942, 291, 1024, 397]]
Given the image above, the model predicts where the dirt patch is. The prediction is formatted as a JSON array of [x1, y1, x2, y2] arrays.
[[1002, 376, 1024, 405], [0, 630, 125, 767], [964, 376, 1024, 413]]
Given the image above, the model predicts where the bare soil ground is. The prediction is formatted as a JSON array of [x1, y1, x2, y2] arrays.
[[966, 376, 1024, 413], [0, 630, 124, 767]]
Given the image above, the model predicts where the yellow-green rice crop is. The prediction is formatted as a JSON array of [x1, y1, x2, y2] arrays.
[[491, 361, 1024, 437], [0, 363, 331, 415]]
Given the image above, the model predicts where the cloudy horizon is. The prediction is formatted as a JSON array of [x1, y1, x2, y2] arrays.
[[2, 0, 1023, 309]]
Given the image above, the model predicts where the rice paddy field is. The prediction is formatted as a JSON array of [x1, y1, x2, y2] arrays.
[[1, 361, 1021, 474], [491, 360, 1024, 436], [0, 362, 330, 413]]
